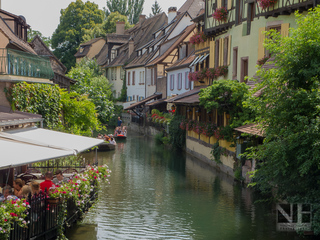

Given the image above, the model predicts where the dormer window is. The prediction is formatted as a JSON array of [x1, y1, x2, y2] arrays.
[[79, 47, 84, 53]]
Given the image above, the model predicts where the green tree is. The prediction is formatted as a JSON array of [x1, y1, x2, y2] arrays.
[[83, 12, 133, 42], [199, 80, 252, 129], [246, 7, 320, 234], [27, 28, 51, 48], [60, 89, 101, 136], [51, 0, 104, 71], [151, 0, 162, 16], [105, 0, 145, 24], [67, 58, 114, 124]]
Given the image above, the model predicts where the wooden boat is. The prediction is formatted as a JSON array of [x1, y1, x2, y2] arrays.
[[98, 142, 116, 151]]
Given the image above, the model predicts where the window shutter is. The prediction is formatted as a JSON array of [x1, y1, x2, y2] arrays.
[[227, 35, 231, 65], [281, 23, 290, 37], [219, 38, 224, 66], [258, 27, 266, 60], [210, 40, 215, 68], [227, 0, 232, 10], [217, 0, 222, 8]]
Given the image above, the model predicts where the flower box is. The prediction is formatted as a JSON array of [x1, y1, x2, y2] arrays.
[[212, 7, 228, 22], [190, 32, 207, 45], [47, 198, 61, 206], [257, 0, 278, 9]]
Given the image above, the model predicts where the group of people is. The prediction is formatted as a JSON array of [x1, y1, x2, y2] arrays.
[[97, 134, 116, 144], [0, 170, 68, 202], [114, 126, 126, 136]]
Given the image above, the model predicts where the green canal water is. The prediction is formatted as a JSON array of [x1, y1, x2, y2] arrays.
[[66, 132, 303, 240]]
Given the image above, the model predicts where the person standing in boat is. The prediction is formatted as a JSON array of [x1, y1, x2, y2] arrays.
[[117, 116, 122, 127]]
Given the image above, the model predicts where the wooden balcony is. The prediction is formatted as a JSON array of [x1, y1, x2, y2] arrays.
[[0, 48, 54, 80], [195, 39, 210, 52], [256, 0, 316, 18]]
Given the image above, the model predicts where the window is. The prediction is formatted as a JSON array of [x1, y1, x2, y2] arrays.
[[132, 71, 135, 85], [153, 67, 157, 86], [177, 73, 182, 90], [170, 75, 175, 90], [240, 57, 249, 83], [217, 114, 224, 127], [150, 68, 153, 86], [236, 0, 243, 25], [233, 47, 238, 80], [139, 71, 144, 85], [223, 37, 229, 66], [215, 40, 220, 68], [247, 2, 255, 35], [185, 72, 190, 90], [120, 68, 125, 80], [133, 95, 135, 101], [128, 72, 131, 85]]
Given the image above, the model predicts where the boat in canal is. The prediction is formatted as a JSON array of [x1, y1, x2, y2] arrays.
[[98, 142, 116, 151], [114, 126, 127, 140]]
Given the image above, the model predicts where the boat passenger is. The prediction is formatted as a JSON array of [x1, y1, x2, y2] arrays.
[[40, 172, 55, 193], [13, 178, 24, 197], [110, 137, 116, 144], [52, 170, 69, 186]]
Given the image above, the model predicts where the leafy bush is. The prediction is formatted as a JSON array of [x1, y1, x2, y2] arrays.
[[168, 114, 186, 149], [5, 82, 61, 129]]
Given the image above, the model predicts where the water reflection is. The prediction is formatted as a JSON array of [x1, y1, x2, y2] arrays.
[[67, 133, 302, 240]]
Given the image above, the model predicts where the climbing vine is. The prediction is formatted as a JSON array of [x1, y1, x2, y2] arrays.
[[5, 82, 61, 129]]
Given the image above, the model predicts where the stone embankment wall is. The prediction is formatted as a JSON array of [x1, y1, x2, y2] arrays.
[[126, 117, 253, 182]]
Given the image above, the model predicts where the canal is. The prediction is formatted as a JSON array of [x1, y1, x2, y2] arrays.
[[67, 132, 302, 240]]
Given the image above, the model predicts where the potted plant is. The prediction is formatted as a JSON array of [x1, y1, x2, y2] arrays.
[[257, 0, 278, 9], [212, 7, 228, 22], [190, 32, 207, 45]]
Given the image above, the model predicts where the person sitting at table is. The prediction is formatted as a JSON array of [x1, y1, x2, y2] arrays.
[[40, 172, 55, 193], [52, 170, 68, 186], [21, 185, 31, 199], [2, 185, 18, 201], [30, 181, 42, 198], [13, 178, 24, 198]]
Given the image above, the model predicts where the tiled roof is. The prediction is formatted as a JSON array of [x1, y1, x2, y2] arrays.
[[178, 0, 205, 19], [146, 24, 196, 67], [106, 34, 130, 44], [106, 13, 168, 68], [146, 98, 167, 106], [165, 86, 207, 103], [124, 93, 162, 110], [31, 35, 67, 74], [166, 52, 195, 71], [0, 16, 36, 54], [0, 106, 42, 126], [80, 37, 104, 46], [234, 124, 264, 137], [95, 43, 108, 66], [74, 45, 90, 58]]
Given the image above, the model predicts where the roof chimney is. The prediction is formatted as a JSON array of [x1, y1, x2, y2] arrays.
[[168, 7, 177, 24], [116, 21, 125, 35], [128, 39, 134, 58]]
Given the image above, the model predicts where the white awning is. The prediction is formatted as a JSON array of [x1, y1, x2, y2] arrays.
[[0, 138, 73, 170], [189, 56, 200, 67], [2, 128, 104, 154], [198, 54, 209, 64], [0, 127, 104, 170]]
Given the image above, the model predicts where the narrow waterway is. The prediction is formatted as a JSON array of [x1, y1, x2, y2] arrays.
[[67, 132, 301, 240]]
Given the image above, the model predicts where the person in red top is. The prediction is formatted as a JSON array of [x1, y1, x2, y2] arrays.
[[40, 171, 55, 193]]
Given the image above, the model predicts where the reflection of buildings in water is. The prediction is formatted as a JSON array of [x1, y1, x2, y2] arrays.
[[185, 153, 255, 223]]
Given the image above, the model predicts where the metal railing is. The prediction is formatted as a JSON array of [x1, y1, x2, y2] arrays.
[[0, 48, 54, 80], [8, 186, 98, 240]]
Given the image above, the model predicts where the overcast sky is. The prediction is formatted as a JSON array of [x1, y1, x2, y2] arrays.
[[2, 0, 187, 38]]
